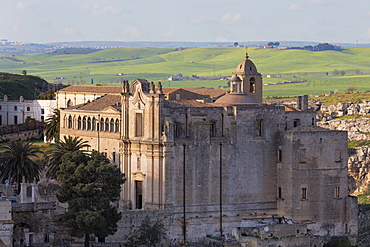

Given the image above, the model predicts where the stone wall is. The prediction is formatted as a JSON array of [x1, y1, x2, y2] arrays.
[[0, 121, 43, 141]]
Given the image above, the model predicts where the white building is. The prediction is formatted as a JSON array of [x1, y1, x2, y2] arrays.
[[0, 95, 56, 126]]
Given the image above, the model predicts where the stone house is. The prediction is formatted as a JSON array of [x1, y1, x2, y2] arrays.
[[57, 53, 357, 244]]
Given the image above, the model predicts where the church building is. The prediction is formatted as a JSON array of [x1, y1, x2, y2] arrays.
[[57, 54, 357, 244]]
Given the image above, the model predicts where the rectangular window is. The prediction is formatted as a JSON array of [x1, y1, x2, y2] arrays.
[[210, 122, 216, 137], [334, 187, 340, 198], [278, 149, 282, 162], [112, 152, 116, 163], [27, 106, 30, 111], [135, 181, 143, 209], [278, 187, 282, 198], [0, 115, 2, 126], [41, 108, 45, 114], [256, 119, 263, 136], [135, 113, 143, 137], [221, 114, 224, 137], [185, 114, 188, 138], [174, 123, 179, 138], [301, 188, 307, 199], [14, 115, 18, 124], [14, 106, 17, 111], [294, 119, 301, 127]]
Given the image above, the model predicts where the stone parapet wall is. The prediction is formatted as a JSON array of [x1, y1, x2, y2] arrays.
[[0, 121, 43, 141], [0, 129, 42, 141]]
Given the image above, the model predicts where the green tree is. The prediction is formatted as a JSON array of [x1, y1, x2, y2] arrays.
[[123, 216, 166, 247], [47, 135, 90, 178], [138, 216, 166, 247], [56, 151, 126, 247], [0, 140, 43, 193], [44, 108, 60, 143]]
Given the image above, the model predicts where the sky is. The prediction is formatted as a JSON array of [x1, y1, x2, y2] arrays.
[[1, 0, 370, 44]]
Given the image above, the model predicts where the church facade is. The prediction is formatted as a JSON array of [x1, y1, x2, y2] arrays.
[[57, 54, 357, 244]]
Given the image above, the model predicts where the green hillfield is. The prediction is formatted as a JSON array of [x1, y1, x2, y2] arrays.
[[1, 47, 370, 97]]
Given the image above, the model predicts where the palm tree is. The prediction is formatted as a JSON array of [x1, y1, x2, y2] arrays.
[[47, 135, 90, 178], [0, 140, 43, 193], [44, 108, 60, 143]]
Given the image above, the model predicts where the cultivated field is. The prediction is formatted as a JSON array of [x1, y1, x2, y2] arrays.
[[1, 47, 370, 97]]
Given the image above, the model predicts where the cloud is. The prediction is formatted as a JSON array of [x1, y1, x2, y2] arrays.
[[103, 6, 122, 15], [122, 26, 141, 38], [58, 28, 79, 37], [16, 1, 39, 9], [12, 24, 19, 32], [192, 16, 206, 24], [83, 4, 122, 16], [289, 4, 303, 11], [220, 13, 243, 24]]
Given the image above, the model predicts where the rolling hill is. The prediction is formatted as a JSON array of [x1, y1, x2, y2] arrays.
[[1, 47, 370, 97]]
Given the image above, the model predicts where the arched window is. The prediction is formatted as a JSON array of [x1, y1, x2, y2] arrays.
[[87, 117, 91, 130], [250, 77, 256, 93], [78, 116, 82, 130], [105, 118, 109, 132], [100, 118, 105, 131], [92, 117, 97, 131], [67, 99, 73, 107], [115, 119, 120, 132], [110, 118, 114, 132], [83, 117, 87, 130], [68, 116, 72, 129]]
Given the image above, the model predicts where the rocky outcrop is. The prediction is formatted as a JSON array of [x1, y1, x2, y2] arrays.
[[348, 148, 370, 194], [317, 118, 370, 141], [319, 101, 370, 118]]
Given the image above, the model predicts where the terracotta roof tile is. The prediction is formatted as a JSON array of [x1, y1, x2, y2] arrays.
[[162, 87, 227, 98], [68, 94, 121, 112], [58, 85, 122, 94], [167, 100, 215, 107]]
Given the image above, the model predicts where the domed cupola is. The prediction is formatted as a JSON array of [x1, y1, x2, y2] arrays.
[[230, 75, 242, 93], [235, 54, 259, 75]]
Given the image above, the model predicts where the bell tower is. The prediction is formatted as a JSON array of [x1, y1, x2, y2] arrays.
[[232, 51, 263, 103]]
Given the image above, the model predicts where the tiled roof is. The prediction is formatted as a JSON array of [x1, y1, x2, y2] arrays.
[[59, 85, 227, 99], [278, 105, 300, 112], [58, 85, 122, 94], [167, 100, 215, 107], [185, 88, 227, 98], [67, 94, 121, 112], [162, 87, 227, 98]]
